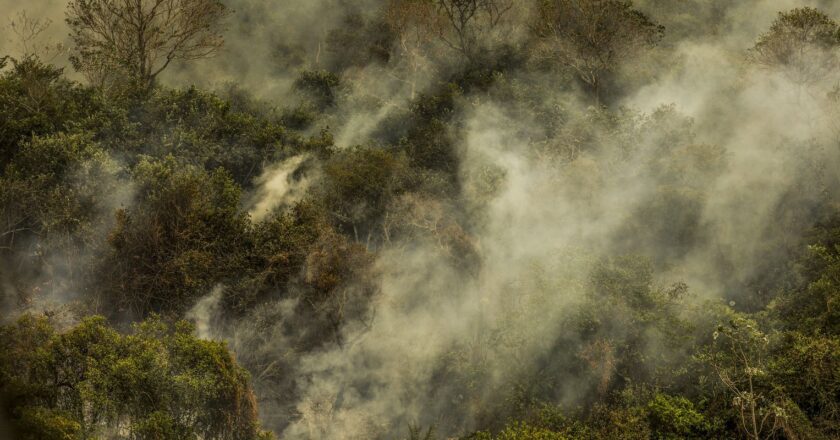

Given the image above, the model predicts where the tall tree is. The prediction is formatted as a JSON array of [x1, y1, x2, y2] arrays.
[[704, 315, 787, 440], [65, 0, 231, 89], [750, 7, 840, 86], [383, 0, 443, 98], [533, 0, 663, 105]]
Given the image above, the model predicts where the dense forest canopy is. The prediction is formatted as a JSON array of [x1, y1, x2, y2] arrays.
[[1, 0, 839, 439]]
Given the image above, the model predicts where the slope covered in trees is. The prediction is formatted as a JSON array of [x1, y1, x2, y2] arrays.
[[0, 1, 839, 439]]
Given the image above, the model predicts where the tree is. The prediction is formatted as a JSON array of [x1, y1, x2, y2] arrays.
[[750, 7, 840, 86], [120, 86, 292, 185], [766, 212, 840, 437], [771, 242, 840, 337], [578, 256, 693, 395], [704, 315, 786, 440], [300, 223, 378, 346], [0, 133, 118, 306], [65, 0, 231, 89], [320, 146, 411, 243], [294, 70, 342, 110], [6, 11, 66, 62], [97, 156, 249, 319], [533, 0, 663, 104], [435, 0, 515, 61], [0, 57, 102, 169], [0, 314, 273, 439], [769, 332, 840, 438], [324, 11, 393, 72], [383, 0, 443, 99]]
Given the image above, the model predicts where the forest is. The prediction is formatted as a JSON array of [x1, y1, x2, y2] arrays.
[[0, 0, 839, 439]]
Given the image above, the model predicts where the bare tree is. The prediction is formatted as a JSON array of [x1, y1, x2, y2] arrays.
[[435, 0, 515, 61], [533, 0, 663, 105], [6, 11, 66, 62], [750, 7, 840, 87], [706, 318, 786, 440], [65, 0, 231, 89], [383, 0, 443, 99]]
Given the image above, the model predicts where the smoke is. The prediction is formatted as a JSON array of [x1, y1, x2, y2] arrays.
[[276, 105, 603, 437], [248, 154, 314, 222], [0, 134, 132, 325], [269, 6, 840, 438], [186, 285, 225, 339], [164, 0, 387, 99]]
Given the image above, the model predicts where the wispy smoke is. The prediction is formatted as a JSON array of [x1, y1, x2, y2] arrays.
[[186, 284, 224, 339], [248, 154, 313, 222]]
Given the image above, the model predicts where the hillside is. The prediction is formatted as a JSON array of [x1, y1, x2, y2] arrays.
[[1, 1, 839, 439]]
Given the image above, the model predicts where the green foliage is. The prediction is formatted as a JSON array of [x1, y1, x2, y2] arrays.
[[769, 332, 840, 437], [763, 217, 840, 436], [471, 391, 713, 440], [586, 402, 651, 440], [400, 84, 462, 176], [295, 70, 342, 110], [0, 56, 102, 169], [222, 201, 324, 314], [118, 87, 294, 185], [772, 242, 840, 336], [1, 132, 117, 245], [577, 256, 694, 393], [646, 393, 711, 439], [700, 312, 791, 439], [475, 422, 571, 440], [0, 131, 119, 304], [0, 314, 271, 439], [321, 145, 412, 236], [467, 404, 589, 440], [15, 407, 82, 440]]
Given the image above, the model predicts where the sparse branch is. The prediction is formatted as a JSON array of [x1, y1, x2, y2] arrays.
[[7, 11, 66, 62], [749, 7, 840, 86], [65, 0, 231, 89], [708, 319, 785, 440], [533, 0, 663, 105], [435, 0, 514, 60]]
